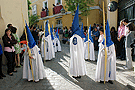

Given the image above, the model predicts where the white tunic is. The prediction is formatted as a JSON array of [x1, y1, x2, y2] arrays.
[[54, 37, 61, 52], [69, 34, 86, 77], [84, 41, 95, 61], [95, 44, 116, 82], [41, 35, 55, 60], [23, 45, 46, 82]]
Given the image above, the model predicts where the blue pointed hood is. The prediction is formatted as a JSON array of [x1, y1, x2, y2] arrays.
[[81, 23, 85, 38], [71, 5, 81, 37], [102, 20, 114, 47], [25, 21, 36, 49], [84, 25, 94, 43], [50, 25, 54, 40], [45, 20, 49, 37], [55, 28, 59, 39]]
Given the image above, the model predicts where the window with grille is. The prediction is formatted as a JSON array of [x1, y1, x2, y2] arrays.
[[43, 0, 48, 8], [32, 4, 37, 15]]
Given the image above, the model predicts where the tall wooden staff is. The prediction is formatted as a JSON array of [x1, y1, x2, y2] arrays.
[[103, 1, 107, 84], [21, 0, 34, 81], [43, 20, 46, 62], [87, 16, 90, 60], [52, 21, 54, 36]]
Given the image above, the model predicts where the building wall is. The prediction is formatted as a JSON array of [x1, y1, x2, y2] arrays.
[[0, 0, 29, 64], [30, 0, 106, 29]]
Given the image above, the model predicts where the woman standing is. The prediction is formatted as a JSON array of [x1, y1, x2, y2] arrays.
[[11, 27, 21, 67], [2, 28, 17, 76]]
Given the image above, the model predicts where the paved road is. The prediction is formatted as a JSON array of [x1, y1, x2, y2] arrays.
[[0, 44, 135, 90]]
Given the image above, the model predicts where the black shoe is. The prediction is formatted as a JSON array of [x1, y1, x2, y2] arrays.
[[1, 74, 6, 77], [8, 73, 13, 76], [108, 80, 113, 84], [16, 66, 21, 68], [100, 81, 104, 83], [0, 76, 3, 79], [77, 76, 81, 78], [85, 59, 88, 61]]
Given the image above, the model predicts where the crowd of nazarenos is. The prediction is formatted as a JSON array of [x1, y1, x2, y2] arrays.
[[0, 6, 135, 85]]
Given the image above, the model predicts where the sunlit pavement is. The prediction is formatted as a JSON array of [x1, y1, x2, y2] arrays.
[[0, 44, 135, 90]]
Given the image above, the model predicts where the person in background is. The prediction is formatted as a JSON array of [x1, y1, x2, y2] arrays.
[[2, 28, 17, 76], [117, 20, 126, 60], [110, 27, 118, 53], [100, 23, 103, 28], [0, 38, 6, 79], [45, 7, 49, 16], [30, 25, 34, 32], [11, 27, 22, 68], [96, 24, 100, 30], [7, 24, 13, 29], [64, 26, 68, 38], [92, 23, 96, 31], [92, 27, 100, 51], [124, 22, 135, 70], [42, 7, 45, 11], [32, 27, 39, 45], [98, 28, 104, 46], [123, 18, 129, 36]]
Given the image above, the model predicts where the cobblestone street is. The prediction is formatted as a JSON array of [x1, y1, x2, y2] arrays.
[[0, 44, 135, 90]]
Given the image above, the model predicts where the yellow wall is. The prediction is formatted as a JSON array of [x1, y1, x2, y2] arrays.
[[0, 0, 28, 64], [30, 0, 109, 29]]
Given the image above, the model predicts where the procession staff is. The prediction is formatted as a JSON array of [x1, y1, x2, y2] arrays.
[[103, 1, 107, 84], [87, 17, 90, 60]]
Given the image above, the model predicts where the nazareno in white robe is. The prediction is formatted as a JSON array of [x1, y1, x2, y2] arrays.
[[95, 44, 116, 82], [69, 34, 86, 77], [23, 45, 46, 82], [54, 37, 61, 52], [84, 40, 95, 61], [41, 35, 55, 60]]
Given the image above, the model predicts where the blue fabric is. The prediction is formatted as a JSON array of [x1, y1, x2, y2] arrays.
[[25, 22, 36, 49], [55, 28, 59, 39], [81, 23, 85, 38], [0, 44, 3, 55], [41, 25, 42, 29], [84, 25, 94, 43], [45, 20, 49, 37], [102, 20, 114, 47], [71, 5, 81, 37], [92, 30, 100, 37], [50, 27, 54, 40]]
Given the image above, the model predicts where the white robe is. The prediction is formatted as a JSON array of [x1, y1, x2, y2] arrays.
[[23, 45, 46, 82], [41, 35, 55, 60], [84, 41, 95, 61], [54, 37, 61, 52], [69, 34, 86, 76], [95, 44, 116, 82]]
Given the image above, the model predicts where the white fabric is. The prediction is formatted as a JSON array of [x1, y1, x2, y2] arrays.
[[95, 44, 116, 82], [69, 34, 86, 77], [23, 45, 46, 82], [84, 41, 95, 61], [41, 35, 55, 60], [126, 48, 133, 69], [54, 37, 61, 52]]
